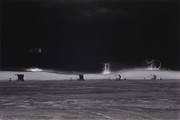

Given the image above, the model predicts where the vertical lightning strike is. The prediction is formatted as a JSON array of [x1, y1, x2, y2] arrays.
[[103, 63, 110, 74]]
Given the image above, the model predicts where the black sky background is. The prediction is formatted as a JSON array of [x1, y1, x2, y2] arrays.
[[1, 0, 180, 72]]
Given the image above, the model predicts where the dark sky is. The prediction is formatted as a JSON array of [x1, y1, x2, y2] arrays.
[[1, 0, 180, 72]]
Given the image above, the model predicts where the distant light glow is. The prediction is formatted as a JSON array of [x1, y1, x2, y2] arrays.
[[26, 68, 43, 72], [103, 63, 110, 74], [29, 48, 42, 54]]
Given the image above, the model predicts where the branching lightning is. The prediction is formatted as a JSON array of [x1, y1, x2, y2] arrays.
[[146, 59, 161, 70]]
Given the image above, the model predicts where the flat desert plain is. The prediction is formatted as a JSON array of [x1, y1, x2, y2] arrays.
[[0, 80, 179, 120]]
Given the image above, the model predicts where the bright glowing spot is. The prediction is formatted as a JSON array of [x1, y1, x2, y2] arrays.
[[102, 63, 110, 74], [29, 48, 42, 54], [26, 68, 43, 72], [146, 59, 161, 70]]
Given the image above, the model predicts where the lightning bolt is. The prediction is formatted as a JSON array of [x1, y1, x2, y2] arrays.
[[146, 59, 161, 70]]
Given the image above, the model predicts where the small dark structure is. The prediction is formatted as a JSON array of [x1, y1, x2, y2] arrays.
[[116, 75, 121, 80], [144, 75, 157, 80], [78, 74, 84, 81], [150, 75, 157, 80], [15, 74, 24, 81]]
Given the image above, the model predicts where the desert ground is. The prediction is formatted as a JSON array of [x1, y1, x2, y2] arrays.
[[0, 70, 180, 81], [0, 80, 179, 120]]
